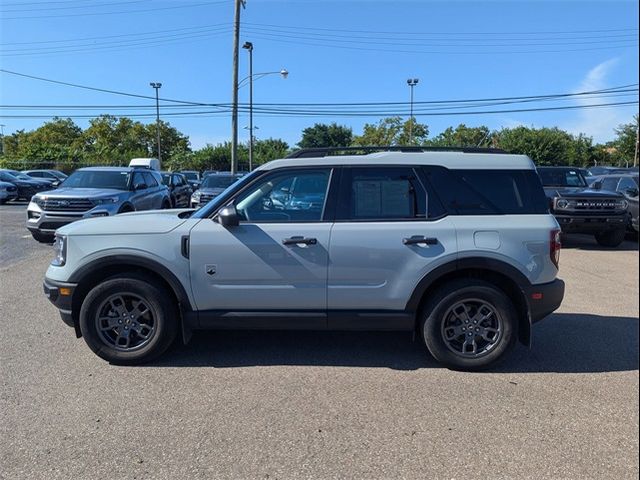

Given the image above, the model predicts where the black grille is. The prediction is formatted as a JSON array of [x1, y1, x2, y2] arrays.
[[199, 193, 216, 204], [572, 199, 621, 211], [5, 186, 17, 192], [39, 221, 72, 230], [36, 197, 95, 212]]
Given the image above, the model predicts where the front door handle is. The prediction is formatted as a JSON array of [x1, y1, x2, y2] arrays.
[[283, 236, 318, 246], [403, 236, 438, 246]]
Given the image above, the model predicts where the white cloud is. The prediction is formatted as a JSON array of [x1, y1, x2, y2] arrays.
[[566, 58, 634, 142]]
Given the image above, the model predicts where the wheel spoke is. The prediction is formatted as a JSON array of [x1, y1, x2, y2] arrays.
[[443, 324, 465, 341], [131, 300, 150, 321], [462, 335, 478, 355], [98, 316, 120, 331], [131, 321, 153, 340], [115, 327, 131, 348], [480, 327, 499, 343], [109, 296, 128, 318]]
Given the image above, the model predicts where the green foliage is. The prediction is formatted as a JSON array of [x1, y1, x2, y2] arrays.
[[611, 115, 638, 165], [298, 123, 352, 148], [427, 124, 493, 148], [352, 116, 429, 146], [495, 126, 593, 166]]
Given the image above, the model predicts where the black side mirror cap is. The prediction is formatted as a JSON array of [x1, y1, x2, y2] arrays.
[[134, 183, 148, 190], [218, 205, 240, 227]]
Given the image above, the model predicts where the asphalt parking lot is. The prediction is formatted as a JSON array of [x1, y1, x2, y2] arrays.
[[1, 202, 638, 479]]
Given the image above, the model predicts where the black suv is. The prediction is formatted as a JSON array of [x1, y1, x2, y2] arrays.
[[538, 166, 628, 247]]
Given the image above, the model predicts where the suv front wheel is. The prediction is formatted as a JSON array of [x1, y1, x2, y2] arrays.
[[421, 279, 517, 371], [79, 274, 178, 365]]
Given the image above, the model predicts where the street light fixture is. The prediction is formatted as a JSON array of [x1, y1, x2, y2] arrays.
[[241, 41, 287, 171], [406, 78, 419, 144], [149, 82, 162, 162]]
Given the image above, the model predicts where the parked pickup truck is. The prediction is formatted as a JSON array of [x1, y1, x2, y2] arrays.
[[537, 166, 628, 247]]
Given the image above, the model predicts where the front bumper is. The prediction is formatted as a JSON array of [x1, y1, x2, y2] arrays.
[[43, 277, 77, 328], [27, 204, 114, 234], [525, 278, 565, 324], [553, 213, 627, 233]]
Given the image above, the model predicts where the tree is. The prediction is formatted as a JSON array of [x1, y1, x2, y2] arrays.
[[352, 116, 428, 146], [0, 118, 84, 171], [496, 126, 583, 166], [427, 124, 493, 147], [253, 138, 289, 166], [298, 123, 352, 148], [611, 115, 639, 165]]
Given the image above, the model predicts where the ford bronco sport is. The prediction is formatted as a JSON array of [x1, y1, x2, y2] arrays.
[[43, 147, 565, 370]]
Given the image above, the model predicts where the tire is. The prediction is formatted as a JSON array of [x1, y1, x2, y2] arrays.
[[79, 274, 178, 365], [117, 204, 134, 214], [30, 231, 55, 243], [421, 279, 518, 371], [161, 198, 171, 209], [594, 228, 626, 247]]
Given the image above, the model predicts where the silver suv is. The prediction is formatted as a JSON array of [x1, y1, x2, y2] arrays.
[[27, 166, 171, 243], [42, 147, 565, 370]]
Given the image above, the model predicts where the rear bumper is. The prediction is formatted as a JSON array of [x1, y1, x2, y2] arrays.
[[43, 277, 77, 328], [525, 278, 565, 324]]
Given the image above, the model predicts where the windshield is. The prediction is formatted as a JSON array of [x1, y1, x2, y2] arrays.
[[61, 170, 130, 190], [202, 175, 241, 189], [182, 172, 198, 181], [51, 171, 68, 180], [0, 171, 20, 182], [161, 174, 171, 185], [192, 170, 261, 218], [537, 168, 587, 187]]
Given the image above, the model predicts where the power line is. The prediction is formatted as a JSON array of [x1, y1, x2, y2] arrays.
[[1, 0, 148, 13], [0, 69, 219, 107], [1, 0, 228, 20], [1, 101, 637, 119]]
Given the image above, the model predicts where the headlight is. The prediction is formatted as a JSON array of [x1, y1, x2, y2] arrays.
[[555, 198, 574, 209], [191, 191, 201, 202], [616, 199, 629, 209], [94, 196, 119, 205], [51, 235, 67, 267]]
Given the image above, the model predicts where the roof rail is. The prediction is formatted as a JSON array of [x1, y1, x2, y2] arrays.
[[286, 146, 507, 159]]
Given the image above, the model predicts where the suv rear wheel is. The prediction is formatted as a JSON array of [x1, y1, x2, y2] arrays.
[[79, 274, 178, 365], [421, 279, 517, 370]]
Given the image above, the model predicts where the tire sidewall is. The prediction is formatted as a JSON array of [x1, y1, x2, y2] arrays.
[[422, 282, 517, 371], [79, 276, 177, 364]]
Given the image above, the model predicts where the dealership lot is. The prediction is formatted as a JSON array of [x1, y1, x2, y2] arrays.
[[1, 202, 638, 479]]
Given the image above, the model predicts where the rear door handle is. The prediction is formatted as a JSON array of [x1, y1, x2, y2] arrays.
[[283, 236, 318, 246], [403, 236, 438, 245]]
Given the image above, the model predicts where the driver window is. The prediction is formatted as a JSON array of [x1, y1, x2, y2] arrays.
[[234, 169, 331, 223]]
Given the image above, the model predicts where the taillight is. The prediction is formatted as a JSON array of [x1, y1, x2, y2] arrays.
[[550, 229, 561, 269]]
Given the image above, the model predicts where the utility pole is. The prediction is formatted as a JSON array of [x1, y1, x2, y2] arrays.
[[0, 124, 5, 156], [634, 119, 639, 168], [150, 82, 162, 162], [243, 41, 254, 171], [230, 0, 245, 174], [406, 78, 419, 144]]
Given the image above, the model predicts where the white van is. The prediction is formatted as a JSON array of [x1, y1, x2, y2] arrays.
[[129, 158, 161, 171]]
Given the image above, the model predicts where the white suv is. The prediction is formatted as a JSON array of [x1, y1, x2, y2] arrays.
[[43, 147, 565, 370]]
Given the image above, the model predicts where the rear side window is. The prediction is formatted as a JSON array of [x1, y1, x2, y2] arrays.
[[423, 167, 548, 215], [337, 167, 444, 221]]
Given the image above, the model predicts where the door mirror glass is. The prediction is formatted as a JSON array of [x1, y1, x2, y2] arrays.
[[134, 182, 148, 190], [625, 188, 639, 198], [218, 205, 240, 227]]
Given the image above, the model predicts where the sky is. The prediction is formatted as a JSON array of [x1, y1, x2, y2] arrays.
[[0, 0, 638, 150]]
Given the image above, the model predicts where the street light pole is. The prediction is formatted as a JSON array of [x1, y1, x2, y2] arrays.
[[243, 41, 254, 171], [149, 82, 162, 162], [406, 78, 419, 144], [0, 124, 5, 156]]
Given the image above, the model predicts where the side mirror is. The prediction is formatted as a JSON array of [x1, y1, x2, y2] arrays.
[[625, 188, 639, 198], [218, 205, 240, 227], [592, 182, 602, 190], [134, 182, 148, 190]]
